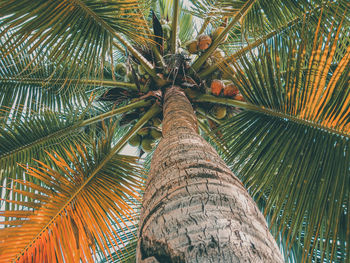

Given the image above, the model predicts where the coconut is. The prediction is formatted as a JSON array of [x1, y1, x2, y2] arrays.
[[234, 94, 245, 101], [128, 134, 142, 147], [210, 79, 224, 96], [211, 26, 227, 42], [150, 128, 162, 140], [211, 105, 227, 119], [197, 34, 212, 51], [141, 137, 153, 152], [223, 83, 239, 97], [137, 127, 149, 136], [151, 117, 162, 127], [211, 48, 225, 62], [115, 63, 127, 76], [186, 40, 198, 54]]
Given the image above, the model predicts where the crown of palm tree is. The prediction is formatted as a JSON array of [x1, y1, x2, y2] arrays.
[[0, 0, 349, 262]]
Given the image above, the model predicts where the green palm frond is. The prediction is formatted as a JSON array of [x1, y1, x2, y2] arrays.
[[0, 81, 89, 122], [188, 0, 348, 36], [215, 13, 350, 262], [149, 0, 194, 43], [97, 215, 138, 262], [220, 111, 349, 262], [0, 0, 150, 78], [0, 109, 93, 192], [178, 6, 194, 43], [190, 0, 350, 73], [0, 128, 144, 262], [0, 99, 151, 186], [0, 38, 94, 120]]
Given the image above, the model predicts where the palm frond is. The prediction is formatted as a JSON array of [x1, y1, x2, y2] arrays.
[[0, 109, 89, 181], [0, 38, 95, 120], [188, 0, 348, 36], [217, 13, 350, 262], [228, 16, 350, 133], [220, 111, 349, 262], [0, 0, 150, 78], [0, 81, 90, 123], [198, 3, 328, 78], [96, 210, 139, 263], [0, 129, 144, 262], [0, 100, 151, 197], [178, 10, 195, 43]]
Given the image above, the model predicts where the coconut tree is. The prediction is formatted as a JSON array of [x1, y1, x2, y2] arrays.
[[0, 0, 349, 262]]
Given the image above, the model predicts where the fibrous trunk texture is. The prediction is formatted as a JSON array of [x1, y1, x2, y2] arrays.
[[137, 86, 283, 263]]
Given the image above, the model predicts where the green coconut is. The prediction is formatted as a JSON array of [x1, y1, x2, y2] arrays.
[[115, 63, 127, 76], [211, 105, 227, 119], [186, 40, 198, 54], [137, 127, 149, 136], [141, 137, 153, 152], [151, 117, 162, 127], [128, 134, 142, 147], [150, 128, 162, 140]]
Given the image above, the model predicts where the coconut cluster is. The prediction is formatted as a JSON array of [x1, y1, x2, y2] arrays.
[[103, 19, 246, 149], [186, 26, 228, 54], [128, 117, 162, 152], [115, 61, 150, 87], [210, 79, 244, 100]]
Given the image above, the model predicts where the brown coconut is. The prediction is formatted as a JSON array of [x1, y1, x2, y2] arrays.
[[223, 83, 239, 97], [210, 79, 224, 96], [186, 40, 198, 54], [197, 34, 212, 51], [234, 93, 245, 101]]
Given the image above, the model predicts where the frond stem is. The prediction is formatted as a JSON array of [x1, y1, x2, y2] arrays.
[[196, 94, 350, 138], [0, 100, 151, 161], [0, 77, 138, 91], [198, 17, 211, 35], [170, 0, 180, 54]]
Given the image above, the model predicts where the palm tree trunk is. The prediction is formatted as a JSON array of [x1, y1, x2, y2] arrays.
[[137, 86, 283, 263]]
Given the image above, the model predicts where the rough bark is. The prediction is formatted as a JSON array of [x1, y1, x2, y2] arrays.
[[137, 86, 283, 263]]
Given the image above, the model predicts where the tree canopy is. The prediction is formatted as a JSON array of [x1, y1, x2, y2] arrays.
[[0, 0, 349, 262]]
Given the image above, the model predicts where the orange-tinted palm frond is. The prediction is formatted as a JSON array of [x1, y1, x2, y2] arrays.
[[0, 141, 144, 262], [294, 15, 350, 133], [224, 10, 350, 135]]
